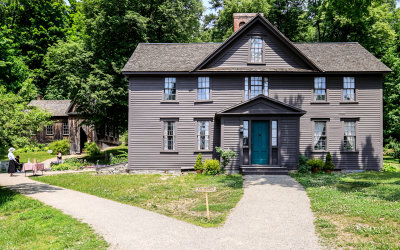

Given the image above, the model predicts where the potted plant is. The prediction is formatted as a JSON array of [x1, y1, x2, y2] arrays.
[[324, 152, 335, 173], [194, 153, 204, 174], [306, 158, 324, 173]]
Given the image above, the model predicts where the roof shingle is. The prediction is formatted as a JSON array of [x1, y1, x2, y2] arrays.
[[122, 42, 390, 73], [28, 100, 71, 117]]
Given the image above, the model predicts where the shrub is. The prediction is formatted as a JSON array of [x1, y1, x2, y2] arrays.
[[323, 152, 335, 172], [84, 142, 101, 156], [382, 163, 398, 173], [120, 131, 128, 146], [194, 153, 204, 171], [216, 147, 237, 173], [204, 159, 220, 175], [298, 154, 308, 167], [392, 142, 400, 163], [48, 140, 70, 155], [50, 158, 86, 171], [297, 165, 312, 174], [306, 158, 325, 172]]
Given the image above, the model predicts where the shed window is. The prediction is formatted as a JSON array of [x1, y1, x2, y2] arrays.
[[314, 77, 326, 101], [243, 121, 249, 146], [163, 121, 176, 150], [344, 121, 356, 151], [245, 76, 269, 100], [164, 77, 176, 100], [314, 121, 327, 151], [197, 121, 210, 150], [250, 37, 263, 63], [271, 121, 278, 147], [197, 77, 210, 100], [46, 125, 53, 135], [343, 77, 355, 101], [62, 122, 69, 135]]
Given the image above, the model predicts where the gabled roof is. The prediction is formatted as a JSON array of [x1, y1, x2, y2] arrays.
[[216, 95, 306, 116], [194, 14, 321, 72], [28, 100, 71, 117]]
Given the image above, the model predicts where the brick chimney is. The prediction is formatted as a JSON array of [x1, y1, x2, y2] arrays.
[[233, 13, 263, 32], [37, 94, 43, 100]]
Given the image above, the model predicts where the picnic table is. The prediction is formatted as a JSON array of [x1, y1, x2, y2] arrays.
[[23, 163, 45, 176]]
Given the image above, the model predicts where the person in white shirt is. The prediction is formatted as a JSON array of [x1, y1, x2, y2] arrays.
[[8, 148, 17, 176]]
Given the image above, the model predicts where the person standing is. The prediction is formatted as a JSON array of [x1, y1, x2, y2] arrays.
[[15, 155, 23, 172], [7, 148, 17, 177], [57, 151, 62, 163]]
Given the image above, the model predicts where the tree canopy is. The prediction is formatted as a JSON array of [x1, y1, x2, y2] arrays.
[[1, 0, 400, 143]]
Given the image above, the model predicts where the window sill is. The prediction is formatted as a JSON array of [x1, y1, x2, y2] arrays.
[[341, 150, 359, 154], [194, 100, 213, 104], [160, 151, 179, 154], [310, 102, 330, 104], [340, 101, 358, 104], [193, 150, 213, 154], [312, 151, 328, 153], [160, 101, 179, 104]]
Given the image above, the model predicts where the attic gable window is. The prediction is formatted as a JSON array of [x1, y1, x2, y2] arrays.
[[249, 37, 263, 63]]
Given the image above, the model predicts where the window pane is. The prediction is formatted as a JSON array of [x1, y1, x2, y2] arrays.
[[198, 121, 210, 150], [243, 121, 249, 146], [264, 77, 269, 96], [314, 121, 326, 150], [314, 77, 326, 101], [250, 38, 263, 63], [271, 120, 277, 146], [198, 77, 210, 100], [164, 121, 175, 150], [164, 77, 176, 100], [250, 76, 263, 98], [343, 77, 355, 101], [245, 77, 249, 100]]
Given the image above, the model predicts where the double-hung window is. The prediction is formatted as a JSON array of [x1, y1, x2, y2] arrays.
[[163, 121, 176, 150], [314, 121, 327, 151], [62, 122, 69, 135], [314, 77, 326, 101], [344, 121, 356, 151], [245, 76, 268, 100], [197, 121, 210, 150], [343, 77, 355, 101], [243, 121, 249, 146], [250, 37, 263, 63], [197, 77, 210, 100], [164, 77, 176, 100], [46, 125, 53, 135]]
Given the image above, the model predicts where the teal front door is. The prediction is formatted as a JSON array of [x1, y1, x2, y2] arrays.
[[251, 121, 269, 165]]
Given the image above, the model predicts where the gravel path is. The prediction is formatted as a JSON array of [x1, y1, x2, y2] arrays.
[[0, 174, 320, 250]]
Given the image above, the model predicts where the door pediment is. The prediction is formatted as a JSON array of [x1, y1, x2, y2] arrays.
[[217, 95, 306, 116]]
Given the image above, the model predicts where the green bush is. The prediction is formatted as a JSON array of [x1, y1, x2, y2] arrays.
[[392, 142, 400, 163], [48, 140, 70, 155], [84, 142, 101, 156], [120, 131, 128, 146], [298, 154, 308, 167], [14, 143, 47, 154], [323, 152, 335, 172], [382, 163, 399, 173], [50, 158, 89, 171], [194, 153, 204, 171], [216, 147, 237, 173], [109, 151, 128, 165], [297, 165, 312, 174], [306, 158, 325, 172], [204, 159, 220, 175]]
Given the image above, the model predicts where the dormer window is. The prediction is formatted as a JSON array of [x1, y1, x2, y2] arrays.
[[249, 37, 263, 63]]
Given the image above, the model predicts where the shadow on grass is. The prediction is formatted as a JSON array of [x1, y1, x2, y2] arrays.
[[0, 186, 19, 207], [3, 182, 62, 195]]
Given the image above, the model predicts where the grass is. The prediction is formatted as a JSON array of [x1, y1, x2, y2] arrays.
[[384, 155, 400, 166], [0, 151, 54, 163], [74, 145, 128, 165], [291, 171, 400, 249], [33, 173, 243, 227], [0, 186, 108, 249]]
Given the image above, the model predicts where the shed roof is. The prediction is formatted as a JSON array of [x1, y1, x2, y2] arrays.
[[122, 42, 390, 73], [28, 100, 72, 117]]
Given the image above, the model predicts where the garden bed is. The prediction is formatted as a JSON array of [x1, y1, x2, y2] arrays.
[[32, 173, 243, 227]]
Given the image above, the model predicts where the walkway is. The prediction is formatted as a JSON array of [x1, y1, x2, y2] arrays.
[[0, 174, 320, 250]]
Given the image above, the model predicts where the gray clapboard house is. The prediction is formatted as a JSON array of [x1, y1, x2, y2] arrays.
[[122, 13, 391, 174]]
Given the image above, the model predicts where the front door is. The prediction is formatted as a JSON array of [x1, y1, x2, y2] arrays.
[[251, 121, 269, 165]]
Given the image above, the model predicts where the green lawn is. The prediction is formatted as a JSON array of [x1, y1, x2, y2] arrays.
[[33, 173, 243, 227], [0, 151, 54, 163], [0, 186, 108, 249], [291, 172, 400, 249], [384, 155, 400, 166]]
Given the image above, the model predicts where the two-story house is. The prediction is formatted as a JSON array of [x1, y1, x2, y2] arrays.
[[122, 13, 390, 174]]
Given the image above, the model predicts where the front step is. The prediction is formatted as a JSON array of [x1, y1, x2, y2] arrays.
[[240, 165, 289, 175]]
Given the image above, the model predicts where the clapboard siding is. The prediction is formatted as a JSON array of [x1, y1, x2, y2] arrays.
[[208, 24, 309, 69], [221, 117, 241, 171], [129, 74, 383, 171], [279, 118, 299, 169]]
